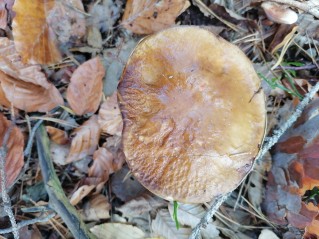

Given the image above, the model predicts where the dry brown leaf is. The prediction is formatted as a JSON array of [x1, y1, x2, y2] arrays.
[[19, 225, 42, 239], [66, 115, 101, 163], [0, 113, 24, 190], [90, 223, 145, 239], [0, 38, 51, 88], [81, 194, 111, 221], [0, 71, 63, 112], [47, 0, 86, 44], [122, 0, 190, 34], [66, 57, 105, 115], [70, 184, 95, 205], [46, 126, 69, 145], [98, 92, 123, 136], [50, 142, 70, 165], [12, 0, 62, 64]]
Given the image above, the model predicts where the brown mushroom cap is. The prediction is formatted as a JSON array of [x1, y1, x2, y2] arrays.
[[118, 26, 266, 203]]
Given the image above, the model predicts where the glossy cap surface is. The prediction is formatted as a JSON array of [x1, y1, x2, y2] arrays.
[[118, 26, 266, 203]]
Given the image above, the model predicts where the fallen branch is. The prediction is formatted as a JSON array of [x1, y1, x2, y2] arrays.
[[36, 124, 96, 239], [189, 79, 319, 239]]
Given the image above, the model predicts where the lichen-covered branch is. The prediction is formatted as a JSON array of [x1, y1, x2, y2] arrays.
[[36, 124, 97, 239]]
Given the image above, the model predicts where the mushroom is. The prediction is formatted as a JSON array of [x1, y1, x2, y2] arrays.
[[261, 2, 298, 25], [118, 26, 266, 203]]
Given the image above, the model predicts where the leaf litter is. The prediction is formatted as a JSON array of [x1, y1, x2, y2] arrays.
[[0, 0, 319, 238]]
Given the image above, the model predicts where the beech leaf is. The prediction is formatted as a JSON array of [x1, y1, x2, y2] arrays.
[[0, 71, 63, 112], [46, 126, 69, 145], [98, 92, 123, 136], [12, 0, 62, 64], [0, 113, 24, 190], [90, 223, 145, 239], [122, 0, 190, 34], [81, 194, 111, 221], [66, 57, 105, 115], [66, 115, 101, 163]]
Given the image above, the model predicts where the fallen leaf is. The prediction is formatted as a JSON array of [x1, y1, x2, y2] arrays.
[[152, 209, 191, 239], [122, 0, 190, 34], [111, 166, 146, 202], [46, 126, 69, 145], [263, 98, 319, 237], [88, 147, 116, 182], [0, 113, 24, 190], [50, 142, 70, 165], [98, 92, 123, 136], [66, 115, 101, 163], [168, 203, 219, 239], [70, 184, 95, 205], [81, 194, 111, 221], [47, 0, 86, 44], [12, 0, 62, 64], [66, 57, 105, 115], [0, 70, 63, 112], [90, 223, 145, 239], [19, 225, 42, 239], [117, 193, 166, 216], [0, 37, 55, 88]]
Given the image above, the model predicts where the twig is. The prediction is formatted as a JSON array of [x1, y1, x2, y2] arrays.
[[258, 0, 319, 18], [0, 213, 55, 234], [36, 124, 97, 239], [189, 80, 319, 239], [0, 124, 19, 239]]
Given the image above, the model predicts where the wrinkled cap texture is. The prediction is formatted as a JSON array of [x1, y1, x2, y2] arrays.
[[118, 26, 266, 203]]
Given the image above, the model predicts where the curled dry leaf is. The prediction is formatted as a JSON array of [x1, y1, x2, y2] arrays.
[[122, 0, 190, 34], [81, 194, 111, 221], [12, 0, 62, 64], [66, 115, 101, 163], [47, 0, 86, 44], [46, 126, 69, 145], [0, 71, 63, 112], [66, 57, 105, 115], [98, 92, 123, 136], [0, 113, 24, 190], [70, 184, 95, 205], [261, 2, 298, 25]]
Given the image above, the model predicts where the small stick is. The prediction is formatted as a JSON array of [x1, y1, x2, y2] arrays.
[[189, 79, 319, 239], [0, 213, 55, 234]]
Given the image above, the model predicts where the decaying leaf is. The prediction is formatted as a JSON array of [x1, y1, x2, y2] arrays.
[[152, 209, 191, 239], [0, 71, 63, 112], [0, 113, 24, 190], [168, 203, 219, 239], [50, 142, 70, 165], [66, 57, 105, 115], [12, 0, 62, 64], [46, 126, 69, 145], [98, 92, 123, 136], [81, 194, 111, 221], [47, 0, 86, 44], [90, 223, 145, 239], [263, 98, 319, 238], [122, 0, 190, 34], [0, 38, 52, 88], [19, 225, 42, 239], [117, 193, 166, 216], [66, 115, 101, 163]]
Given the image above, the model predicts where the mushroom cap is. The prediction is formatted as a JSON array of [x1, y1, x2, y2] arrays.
[[118, 26, 266, 203]]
